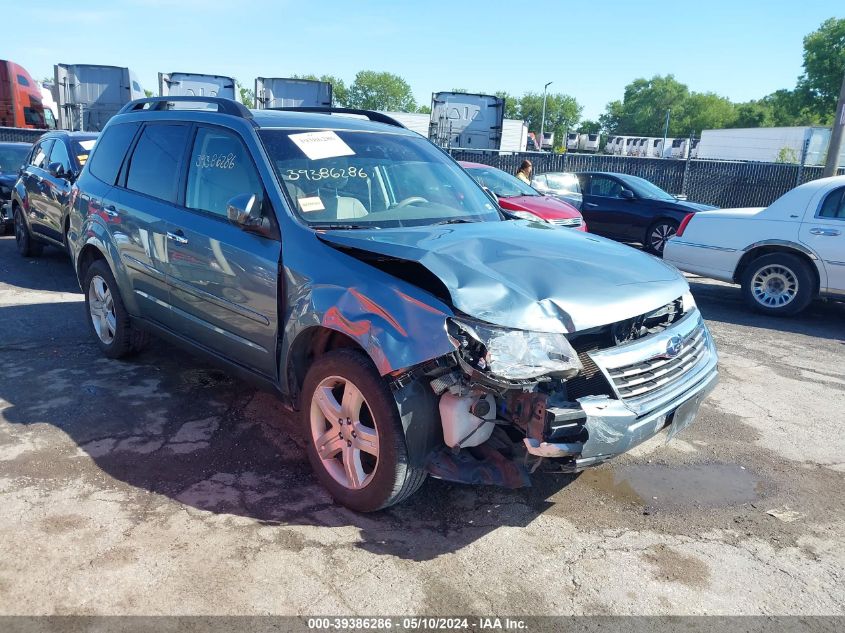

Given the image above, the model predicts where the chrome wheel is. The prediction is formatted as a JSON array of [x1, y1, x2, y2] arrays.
[[650, 223, 677, 253], [310, 375, 379, 490], [88, 275, 117, 345], [751, 264, 798, 308]]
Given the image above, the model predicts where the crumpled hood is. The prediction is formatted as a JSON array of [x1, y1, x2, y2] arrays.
[[318, 220, 689, 333]]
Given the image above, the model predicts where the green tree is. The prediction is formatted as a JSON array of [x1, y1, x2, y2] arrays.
[[797, 17, 845, 122], [600, 75, 690, 136], [677, 92, 736, 136], [494, 91, 520, 119], [417, 104, 431, 114], [291, 74, 349, 107], [518, 92, 581, 148], [143, 89, 154, 98], [347, 70, 416, 111], [235, 80, 254, 108], [578, 119, 602, 134]]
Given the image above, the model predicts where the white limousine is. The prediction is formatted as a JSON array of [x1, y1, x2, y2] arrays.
[[664, 176, 845, 316]]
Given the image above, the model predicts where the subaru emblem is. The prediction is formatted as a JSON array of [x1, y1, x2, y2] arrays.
[[665, 335, 683, 358]]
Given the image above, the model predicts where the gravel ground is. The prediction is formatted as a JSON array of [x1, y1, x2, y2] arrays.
[[0, 234, 843, 616]]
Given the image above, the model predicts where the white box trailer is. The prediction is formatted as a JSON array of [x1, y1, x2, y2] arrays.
[[54, 64, 144, 131], [430, 92, 504, 150], [255, 77, 332, 109], [159, 72, 235, 101], [695, 126, 844, 164], [565, 132, 579, 151], [379, 111, 527, 151], [579, 133, 600, 152]]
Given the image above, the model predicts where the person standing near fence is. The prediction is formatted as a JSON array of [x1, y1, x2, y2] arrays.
[[516, 159, 533, 184]]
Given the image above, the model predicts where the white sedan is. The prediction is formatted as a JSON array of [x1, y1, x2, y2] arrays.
[[664, 176, 845, 316]]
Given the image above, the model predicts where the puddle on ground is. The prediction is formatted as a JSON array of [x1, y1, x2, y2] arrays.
[[579, 463, 763, 509]]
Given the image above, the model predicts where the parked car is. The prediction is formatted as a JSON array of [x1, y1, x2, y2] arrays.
[[11, 131, 97, 255], [664, 176, 845, 316], [531, 171, 583, 210], [461, 161, 586, 230], [0, 141, 31, 233], [576, 171, 718, 255], [67, 97, 717, 511]]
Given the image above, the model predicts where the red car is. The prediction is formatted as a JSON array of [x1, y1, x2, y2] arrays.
[[460, 161, 586, 231]]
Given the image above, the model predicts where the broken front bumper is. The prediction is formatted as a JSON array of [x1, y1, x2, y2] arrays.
[[525, 311, 719, 469]]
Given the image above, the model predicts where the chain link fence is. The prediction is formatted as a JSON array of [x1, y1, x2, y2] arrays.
[[450, 149, 845, 208]]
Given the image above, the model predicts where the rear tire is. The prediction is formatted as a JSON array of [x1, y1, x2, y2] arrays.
[[14, 207, 43, 257], [645, 219, 679, 256], [740, 253, 814, 317], [83, 259, 149, 358], [300, 349, 426, 512]]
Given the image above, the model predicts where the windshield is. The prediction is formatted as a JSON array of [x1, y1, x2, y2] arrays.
[[258, 129, 501, 229], [544, 172, 581, 195], [0, 145, 30, 172], [71, 138, 97, 167], [622, 175, 676, 201], [465, 166, 539, 198]]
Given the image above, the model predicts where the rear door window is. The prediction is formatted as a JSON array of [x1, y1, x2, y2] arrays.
[[589, 176, 623, 197], [88, 122, 140, 185], [125, 123, 190, 203], [818, 187, 845, 220]]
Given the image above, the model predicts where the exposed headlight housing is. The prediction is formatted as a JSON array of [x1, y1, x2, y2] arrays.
[[448, 318, 582, 381], [509, 210, 547, 222]]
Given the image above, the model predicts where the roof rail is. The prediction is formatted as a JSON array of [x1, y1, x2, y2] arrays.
[[266, 107, 406, 129], [117, 96, 253, 119]]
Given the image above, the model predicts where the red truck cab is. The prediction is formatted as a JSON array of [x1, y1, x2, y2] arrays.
[[0, 60, 48, 129]]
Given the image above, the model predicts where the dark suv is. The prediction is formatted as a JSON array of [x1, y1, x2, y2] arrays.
[[68, 97, 718, 511], [11, 130, 97, 255]]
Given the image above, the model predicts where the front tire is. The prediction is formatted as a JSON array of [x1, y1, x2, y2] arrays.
[[645, 219, 679, 256], [740, 253, 814, 316], [300, 349, 426, 512], [83, 259, 149, 358], [14, 207, 43, 257]]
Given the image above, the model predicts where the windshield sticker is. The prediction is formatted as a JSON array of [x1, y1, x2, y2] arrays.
[[284, 167, 368, 181], [79, 140, 96, 151], [298, 196, 326, 213], [289, 131, 355, 161]]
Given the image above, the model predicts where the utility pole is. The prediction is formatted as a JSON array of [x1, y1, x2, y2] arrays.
[[661, 109, 671, 159], [823, 70, 845, 177], [540, 81, 552, 151]]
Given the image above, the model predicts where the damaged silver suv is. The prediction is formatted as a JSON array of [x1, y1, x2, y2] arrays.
[[69, 97, 718, 511]]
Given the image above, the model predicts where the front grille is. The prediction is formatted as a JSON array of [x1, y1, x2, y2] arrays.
[[564, 350, 616, 400], [606, 323, 708, 401], [549, 217, 583, 228]]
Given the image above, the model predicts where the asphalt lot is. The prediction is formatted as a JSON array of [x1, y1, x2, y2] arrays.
[[0, 233, 843, 616]]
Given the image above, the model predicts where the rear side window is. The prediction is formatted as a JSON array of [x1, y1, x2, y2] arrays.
[[126, 124, 190, 203], [88, 122, 139, 185], [818, 187, 845, 219], [185, 127, 263, 217]]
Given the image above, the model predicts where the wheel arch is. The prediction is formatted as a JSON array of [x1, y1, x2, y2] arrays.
[[734, 242, 821, 295]]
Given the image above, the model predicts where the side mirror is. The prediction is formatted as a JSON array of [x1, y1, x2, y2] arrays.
[[227, 193, 262, 228], [620, 189, 635, 200], [47, 162, 66, 180]]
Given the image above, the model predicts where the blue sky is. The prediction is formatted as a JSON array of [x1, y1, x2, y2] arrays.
[[6, 0, 843, 120]]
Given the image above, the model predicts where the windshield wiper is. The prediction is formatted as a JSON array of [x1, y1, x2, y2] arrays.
[[311, 223, 373, 230], [433, 218, 480, 225]]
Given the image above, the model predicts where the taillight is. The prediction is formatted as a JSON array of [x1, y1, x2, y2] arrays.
[[676, 213, 694, 237]]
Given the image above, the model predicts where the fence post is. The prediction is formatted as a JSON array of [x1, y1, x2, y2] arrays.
[[681, 132, 693, 197], [796, 137, 810, 187]]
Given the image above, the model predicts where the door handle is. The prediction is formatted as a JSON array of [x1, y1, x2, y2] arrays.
[[166, 230, 189, 245], [809, 228, 841, 236], [103, 204, 119, 219], [585, 202, 598, 208]]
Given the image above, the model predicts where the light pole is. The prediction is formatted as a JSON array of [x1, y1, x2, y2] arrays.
[[540, 81, 552, 151]]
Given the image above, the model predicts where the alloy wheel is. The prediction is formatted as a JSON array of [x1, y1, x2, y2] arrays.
[[310, 376, 379, 490], [88, 275, 117, 345], [751, 264, 798, 308], [650, 223, 677, 253]]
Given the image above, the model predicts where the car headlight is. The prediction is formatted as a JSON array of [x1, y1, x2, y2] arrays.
[[682, 290, 697, 313], [448, 318, 582, 381], [509, 210, 547, 222]]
